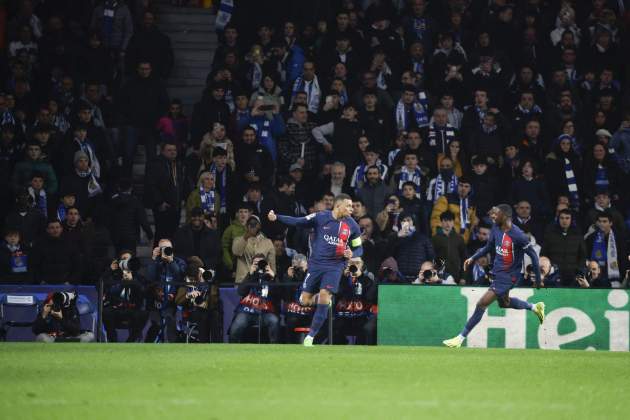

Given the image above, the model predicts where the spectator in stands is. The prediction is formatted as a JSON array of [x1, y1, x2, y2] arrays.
[[279, 103, 319, 179], [108, 178, 153, 254], [4, 190, 45, 247], [389, 212, 434, 282], [125, 10, 173, 79], [426, 156, 458, 205], [156, 99, 189, 157], [173, 207, 220, 270], [234, 126, 274, 193], [185, 171, 221, 223], [431, 176, 477, 243], [356, 165, 391, 219], [191, 82, 231, 148], [432, 211, 466, 284], [90, 0, 134, 60], [545, 135, 583, 213], [513, 200, 544, 245], [144, 142, 183, 243], [392, 150, 423, 198], [574, 261, 612, 288], [200, 122, 235, 171], [469, 155, 499, 219], [522, 256, 561, 288], [229, 254, 280, 343], [584, 190, 626, 237], [585, 211, 627, 287], [0, 228, 32, 283], [221, 204, 251, 277], [118, 61, 169, 174], [376, 193, 402, 235], [30, 219, 81, 284], [232, 215, 275, 283], [318, 161, 352, 198], [509, 159, 549, 218], [11, 142, 57, 195]]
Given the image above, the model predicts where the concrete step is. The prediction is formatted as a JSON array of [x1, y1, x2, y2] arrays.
[[159, 22, 216, 32], [171, 66, 209, 79], [173, 49, 213, 61], [167, 86, 204, 102], [167, 77, 206, 87], [158, 12, 215, 26], [166, 30, 217, 43], [157, 5, 216, 16]]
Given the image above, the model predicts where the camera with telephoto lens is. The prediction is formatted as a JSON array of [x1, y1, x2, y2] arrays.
[[51, 291, 77, 312], [200, 268, 214, 283], [348, 265, 359, 275], [161, 246, 173, 258], [187, 283, 211, 307], [119, 257, 141, 272], [422, 269, 436, 281], [256, 259, 268, 273]]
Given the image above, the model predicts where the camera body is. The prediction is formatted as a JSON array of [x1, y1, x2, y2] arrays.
[[161, 246, 174, 259], [119, 257, 141, 272], [51, 291, 77, 312]]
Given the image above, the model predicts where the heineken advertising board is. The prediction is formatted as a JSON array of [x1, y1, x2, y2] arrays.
[[378, 286, 629, 351]]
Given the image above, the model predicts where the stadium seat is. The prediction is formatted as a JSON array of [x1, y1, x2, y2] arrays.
[[0, 294, 41, 341]]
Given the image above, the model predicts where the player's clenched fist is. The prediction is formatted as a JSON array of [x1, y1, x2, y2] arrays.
[[267, 210, 277, 222], [343, 248, 353, 259]]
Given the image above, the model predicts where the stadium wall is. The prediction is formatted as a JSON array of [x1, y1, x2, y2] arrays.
[[377, 285, 630, 351]]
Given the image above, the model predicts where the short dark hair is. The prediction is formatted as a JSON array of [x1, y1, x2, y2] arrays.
[[596, 211, 613, 223], [440, 211, 455, 221], [558, 208, 572, 218], [333, 193, 352, 206], [276, 176, 295, 189], [402, 181, 416, 190], [352, 197, 365, 206]]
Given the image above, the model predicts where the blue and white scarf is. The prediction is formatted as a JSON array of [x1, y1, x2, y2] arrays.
[[291, 76, 320, 114], [475, 106, 487, 125], [101, 1, 117, 47], [250, 118, 277, 161], [28, 187, 47, 217], [459, 197, 470, 234], [591, 229, 620, 279], [395, 99, 429, 131], [564, 157, 580, 209], [210, 164, 227, 213], [199, 186, 216, 216], [250, 63, 263, 91], [76, 138, 101, 178], [433, 174, 458, 203], [594, 164, 609, 190], [351, 162, 387, 190], [412, 60, 424, 77], [215, 0, 234, 31], [427, 123, 456, 154], [339, 89, 348, 106], [1, 110, 16, 126], [472, 263, 487, 284], [398, 166, 422, 197], [57, 204, 68, 222]]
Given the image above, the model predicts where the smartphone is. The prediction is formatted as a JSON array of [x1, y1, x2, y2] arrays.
[[259, 104, 274, 111]]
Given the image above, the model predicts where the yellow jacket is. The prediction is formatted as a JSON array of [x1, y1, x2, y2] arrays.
[[430, 195, 478, 243]]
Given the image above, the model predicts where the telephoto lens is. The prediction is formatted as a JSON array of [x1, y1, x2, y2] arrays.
[[349, 265, 358, 274], [201, 269, 214, 282], [257, 259, 268, 271], [422, 270, 433, 280], [162, 247, 174, 257], [119, 257, 141, 272]]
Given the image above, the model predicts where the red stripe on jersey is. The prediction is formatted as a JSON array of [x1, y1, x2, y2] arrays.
[[500, 233, 514, 268], [335, 221, 351, 258]]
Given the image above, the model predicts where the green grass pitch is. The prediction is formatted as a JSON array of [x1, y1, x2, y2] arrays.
[[1, 343, 628, 420]]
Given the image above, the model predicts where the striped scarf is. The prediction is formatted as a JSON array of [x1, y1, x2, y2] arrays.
[[291, 76, 320, 114], [395, 99, 429, 131], [564, 157, 580, 209], [398, 166, 422, 197], [427, 124, 456, 154], [459, 197, 469, 234], [215, 0, 234, 30], [57, 204, 68, 222], [209, 164, 227, 213], [591, 229, 620, 279], [594, 164, 609, 190], [433, 173, 458, 203], [28, 187, 47, 217], [199, 186, 216, 216]]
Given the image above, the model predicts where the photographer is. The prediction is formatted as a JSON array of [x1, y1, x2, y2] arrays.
[[282, 254, 314, 343], [229, 254, 280, 343], [145, 238, 186, 343], [232, 215, 276, 283], [334, 258, 377, 345], [174, 256, 221, 342], [102, 251, 148, 343], [33, 292, 95, 342], [522, 257, 560, 288], [413, 261, 456, 285]]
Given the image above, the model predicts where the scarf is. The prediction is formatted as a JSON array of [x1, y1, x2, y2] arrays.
[[6, 242, 27, 273], [1, 110, 16, 126], [459, 197, 470, 234], [433, 173, 458, 203], [28, 187, 47, 217], [427, 124, 456, 154], [216, 0, 234, 30], [199, 186, 216, 216], [395, 99, 428, 131], [594, 164, 609, 190], [76, 168, 103, 197], [291, 76, 320, 114], [76, 138, 101, 178], [564, 157, 580, 208], [102, 1, 117, 46], [210, 164, 227, 213], [412, 17, 428, 40], [398, 166, 422, 197], [376, 63, 392, 90], [412, 59, 424, 76], [475, 106, 487, 125], [591, 229, 620, 279], [57, 204, 68, 222], [472, 263, 487, 283], [339, 89, 348, 106], [250, 117, 277, 161], [251, 62, 263, 90]]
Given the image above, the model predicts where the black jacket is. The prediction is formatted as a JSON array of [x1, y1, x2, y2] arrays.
[[108, 192, 153, 243], [144, 155, 184, 209], [30, 235, 82, 284], [32, 296, 81, 337], [470, 171, 500, 218], [190, 92, 231, 147], [431, 229, 467, 281], [390, 231, 435, 281], [0, 241, 32, 283], [125, 27, 174, 79], [173, 224, 221, 270], [541, 224, 587, 285], [117, 75, 169, 128]]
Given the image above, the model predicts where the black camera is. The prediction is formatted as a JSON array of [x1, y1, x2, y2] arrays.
[[119, 257, 141, 272], [161, 246, 173, 258], [257, 259, 268, 272], [188, 283, 210, 306], [422, 270, 434, 280], [201, 268, 214, 283], [51, 291, 76, 312], [348, 265, 359, 275]]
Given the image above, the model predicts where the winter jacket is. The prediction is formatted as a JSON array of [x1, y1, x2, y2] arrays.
[[221, 220, 246, 272], [390, 231, 435, 281], [30, 235, 82, 284], [541, 224, 587, 285], [431, 229, 467, 281], [117, 75, 169, 128], [430, 194, 478, 243], [11, 159, 58, 194], [173, 224, 221, 270], [108, 192, 153, 244], [356, 181, 392, 219], [232, 233, 276, 283]]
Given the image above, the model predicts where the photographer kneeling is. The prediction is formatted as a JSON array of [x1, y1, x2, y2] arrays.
[[33, 292, 95, 342], [229, 254, 280, 343], [282, 254, 314, 343], [102, 251, 148, 342], [334, 258, 377, 345], [174, 256, 219, 342]]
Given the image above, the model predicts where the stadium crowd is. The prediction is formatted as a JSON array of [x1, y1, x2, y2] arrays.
[[1, 0, 630, 343]]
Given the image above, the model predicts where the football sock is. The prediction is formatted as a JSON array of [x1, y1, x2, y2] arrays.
[[460, 306, 486, 338], [509, 298, 533, 310], [307, 303, 329, 338]]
